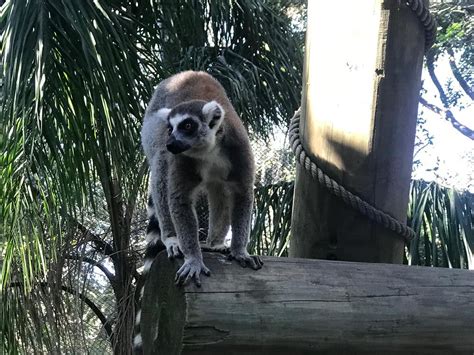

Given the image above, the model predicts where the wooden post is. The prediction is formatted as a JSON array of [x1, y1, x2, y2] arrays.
[[141, 252, 474, 354], [290, 1, 426, 262]]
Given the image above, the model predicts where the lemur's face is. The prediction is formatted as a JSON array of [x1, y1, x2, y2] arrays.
[[155, 100, 224, 155]]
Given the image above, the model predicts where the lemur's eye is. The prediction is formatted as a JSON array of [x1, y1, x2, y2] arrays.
[[167, 126, 172, 135], [178, 119, 195, 133]]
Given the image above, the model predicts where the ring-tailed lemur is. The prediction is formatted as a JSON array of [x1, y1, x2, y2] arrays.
[[133, 70, 263, 352]]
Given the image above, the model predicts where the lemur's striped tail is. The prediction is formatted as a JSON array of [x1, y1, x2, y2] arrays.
[[133, 195, 165, 354]]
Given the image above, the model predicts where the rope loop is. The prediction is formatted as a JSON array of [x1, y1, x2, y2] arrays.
[[289, 110, 416, 242], [405, 0, 437, 49]]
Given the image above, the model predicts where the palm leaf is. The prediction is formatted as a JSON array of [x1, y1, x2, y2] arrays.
[[1, 0, 152, 351], [407, 180, 474, 269]]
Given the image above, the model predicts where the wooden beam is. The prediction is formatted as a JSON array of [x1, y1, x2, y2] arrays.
[[290, 1, 426, 262], [141, 252, 474, 354]]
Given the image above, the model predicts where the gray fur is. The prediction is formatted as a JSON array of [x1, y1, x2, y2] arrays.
[[141, 71, 262, 286]]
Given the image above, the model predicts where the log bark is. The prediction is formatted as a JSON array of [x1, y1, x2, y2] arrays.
[[290, 0, 426, 262], [141, 252, 474, 354]]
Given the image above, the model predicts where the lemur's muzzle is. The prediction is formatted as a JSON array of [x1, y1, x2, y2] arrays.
[[166, 136, 190, 154]]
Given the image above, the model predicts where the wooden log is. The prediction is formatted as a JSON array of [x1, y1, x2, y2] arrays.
[[290, 0, 427, 262], [141, 252, 474, 354]]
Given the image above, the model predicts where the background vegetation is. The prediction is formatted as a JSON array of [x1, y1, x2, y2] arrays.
[[1, 0, 472, 354]]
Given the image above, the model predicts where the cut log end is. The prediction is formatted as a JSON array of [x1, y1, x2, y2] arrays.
[[141, 253, 186, 354]]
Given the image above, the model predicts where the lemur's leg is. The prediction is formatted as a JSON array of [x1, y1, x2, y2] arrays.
[[201, 182, 231, 253], [169, 166, 210, 287], [150, 155, 180, 259], [229, 185, 263, 270]]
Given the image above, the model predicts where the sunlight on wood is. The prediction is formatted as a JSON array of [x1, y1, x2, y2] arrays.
[[303, 1, 381, 174]]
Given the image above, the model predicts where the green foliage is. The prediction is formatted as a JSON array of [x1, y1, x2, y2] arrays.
[[250, 181, 294, 257], [432, 1, 473, 54], [1, 2, 151, 350], [407, 180, 474, 269], [1, 0, 149, 281]]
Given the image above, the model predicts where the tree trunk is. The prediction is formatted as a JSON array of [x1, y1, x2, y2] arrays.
[[290, 0, 426, 263], [140, 252, 474, 355]]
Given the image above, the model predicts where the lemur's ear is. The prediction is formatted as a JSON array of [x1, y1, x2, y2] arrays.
[[202, 100, 225, 129], [155, 108, 172, 122]]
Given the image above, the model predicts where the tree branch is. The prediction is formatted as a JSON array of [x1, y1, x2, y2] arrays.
[[426, 52, 450, 107], [125, 160, 148, 228], [413, 141, 432, 160], [65, 254, 116, 284], [69, 218, 116, 262], [419, 97, 474, 140], [447, 47, 473, 100], [9, 282, 113, 344]]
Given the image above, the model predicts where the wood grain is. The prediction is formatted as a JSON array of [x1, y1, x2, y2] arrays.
[[141, 252, 474, 354]]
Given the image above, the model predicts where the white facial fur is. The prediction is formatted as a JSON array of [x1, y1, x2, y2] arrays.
[[151, 101, 226, 159], [156, 107, 171, 122], [168, 113, 187, 132]]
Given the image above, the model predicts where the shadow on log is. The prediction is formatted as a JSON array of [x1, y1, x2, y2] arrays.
[[141, 251, 474, 355]]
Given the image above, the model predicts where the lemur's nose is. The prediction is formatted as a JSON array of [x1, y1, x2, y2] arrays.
[[166, 136, 190, 154]]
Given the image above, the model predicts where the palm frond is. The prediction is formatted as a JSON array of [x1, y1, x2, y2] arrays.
[[250, 181, 294, 256], [1, 0, 152, 351], [407, 180, 474, 269]]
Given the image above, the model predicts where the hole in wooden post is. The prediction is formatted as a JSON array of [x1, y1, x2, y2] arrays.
[[327, 232, 338, 260]]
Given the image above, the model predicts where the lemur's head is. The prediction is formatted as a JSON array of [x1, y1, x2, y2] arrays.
[[155, 100, 224, 155]]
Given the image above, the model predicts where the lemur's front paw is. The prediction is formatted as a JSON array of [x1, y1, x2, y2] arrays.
[[175, 258, 211, 287], [228, 249, 263, 270], [163, 237, 182, 259]]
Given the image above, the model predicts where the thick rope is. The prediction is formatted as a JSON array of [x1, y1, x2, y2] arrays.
[[405, 0, 437, 50], [287, 1, 435, 242], [289, 109, 416, 242]]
